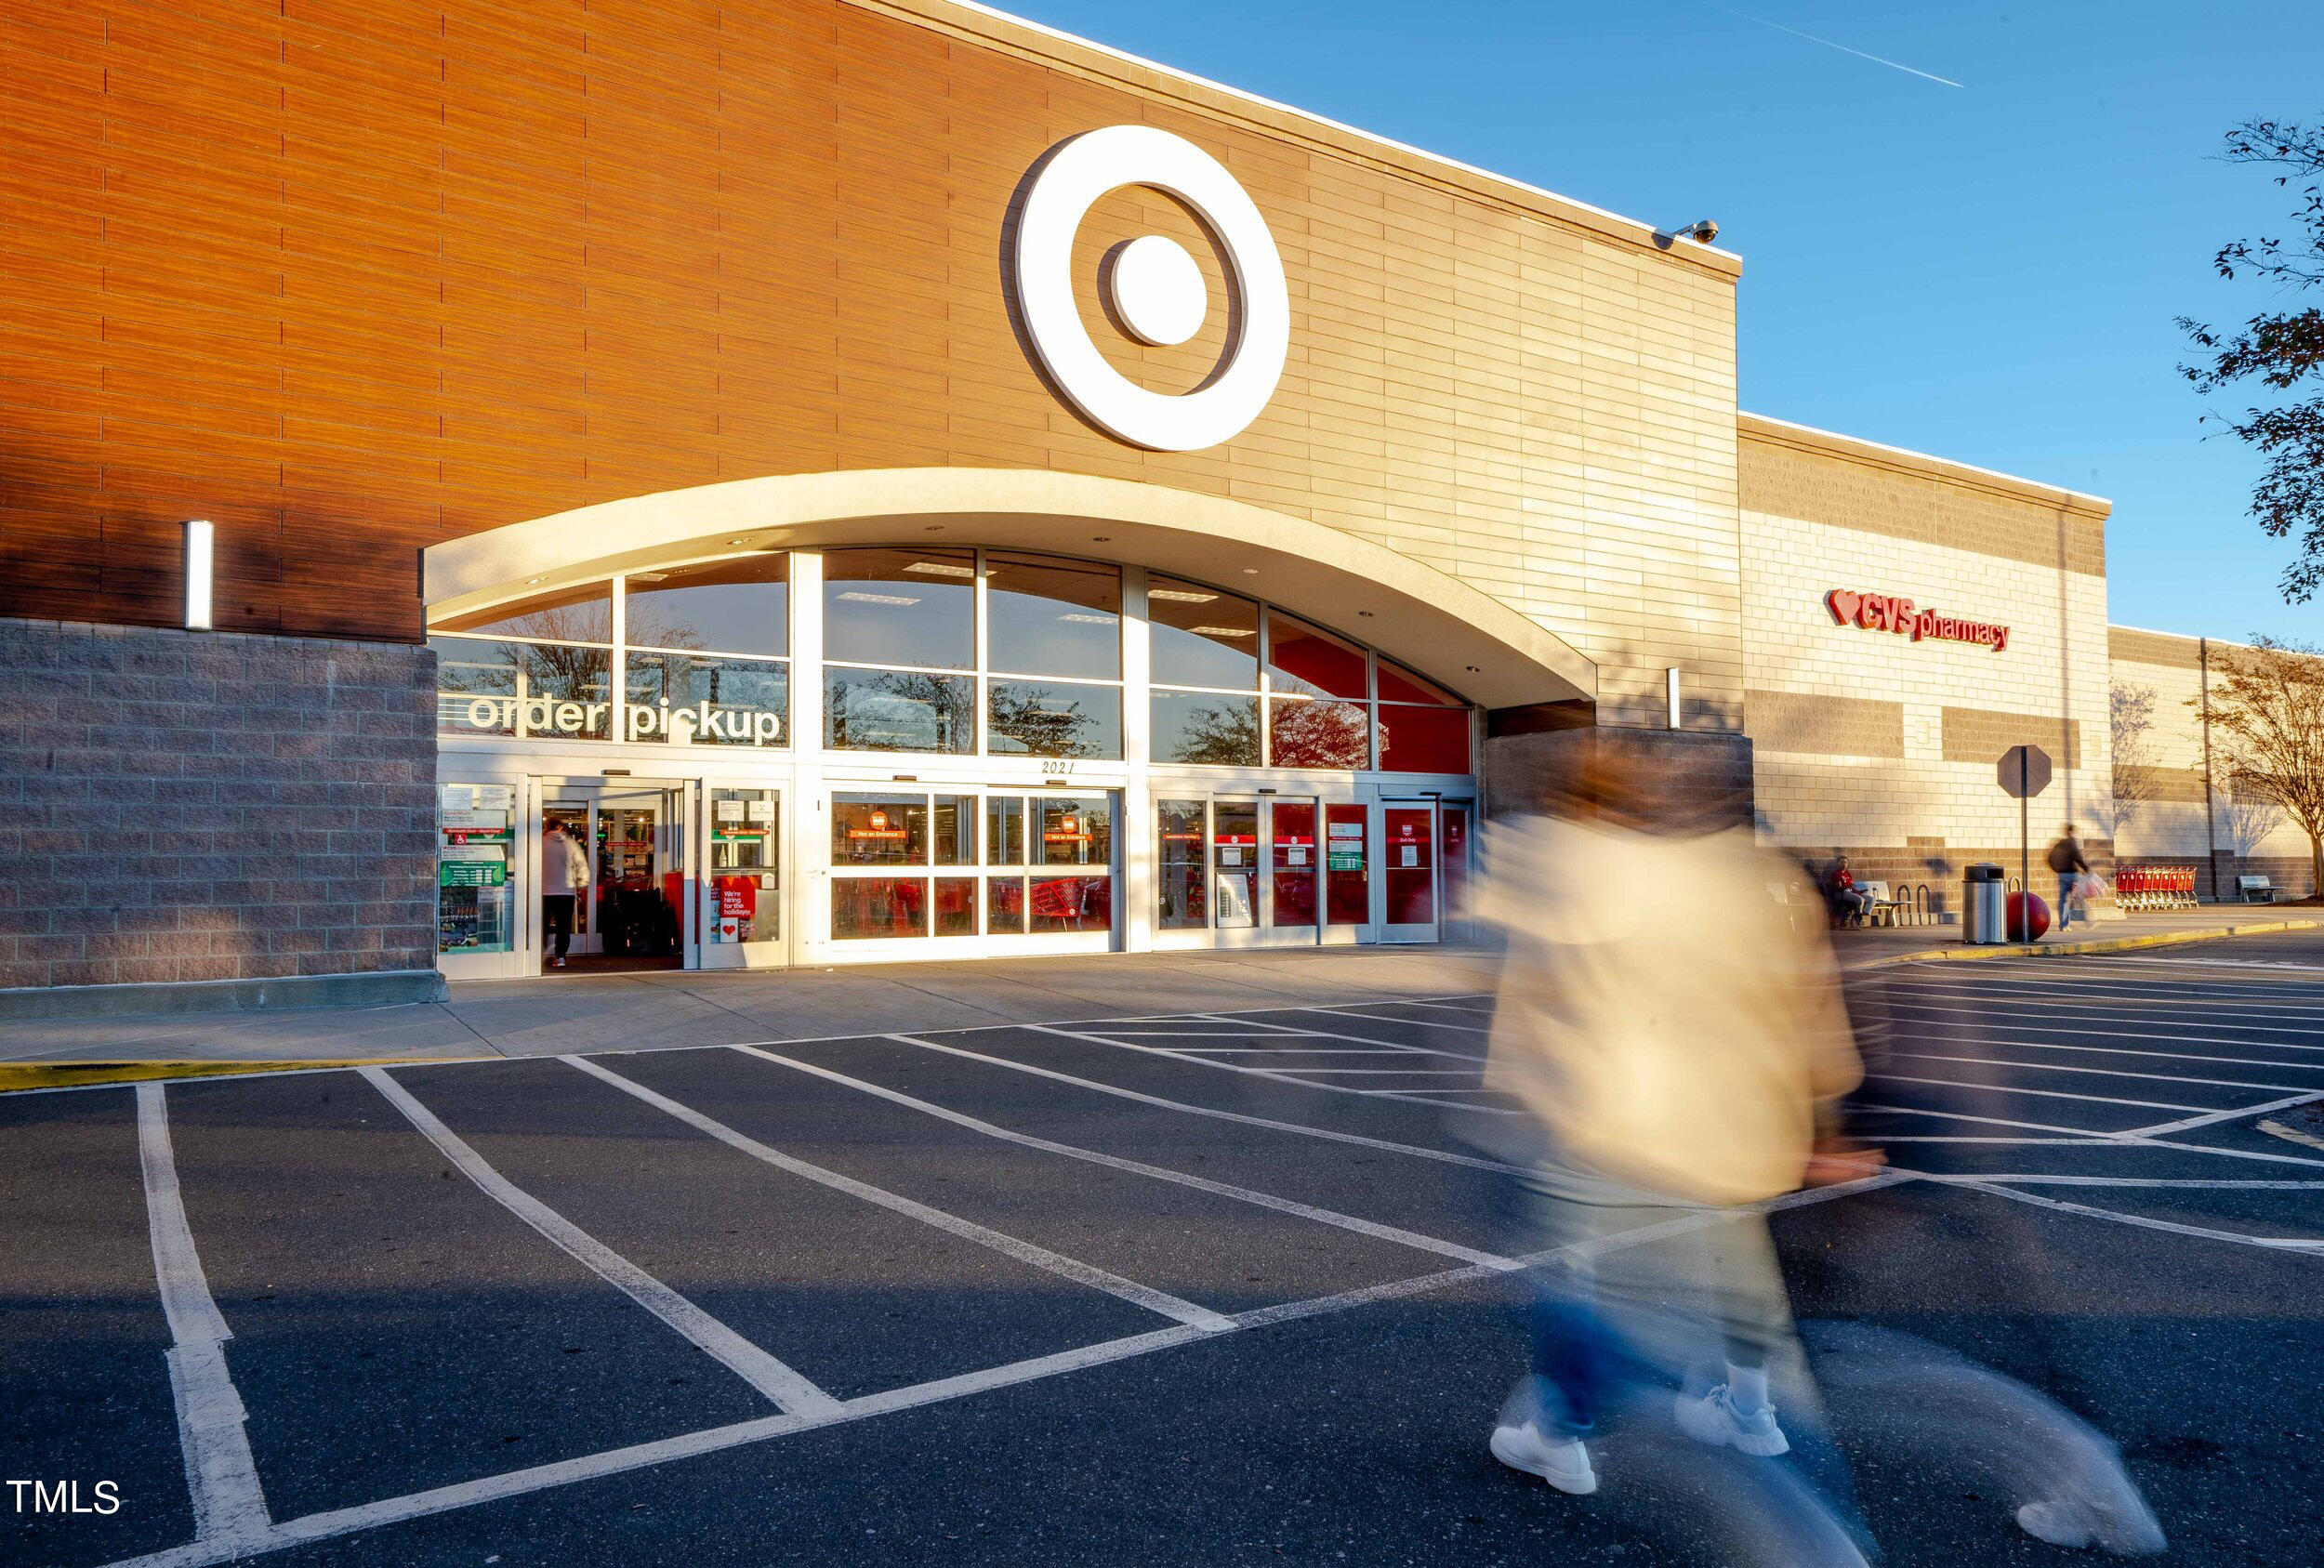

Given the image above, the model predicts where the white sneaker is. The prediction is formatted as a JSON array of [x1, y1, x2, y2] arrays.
[[1489, 1419, 1598, 1495], [2017, 1495, 2166, 1555], [1675, 1385, 1790, 1456]]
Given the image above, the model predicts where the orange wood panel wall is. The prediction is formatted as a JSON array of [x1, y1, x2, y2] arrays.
[[0, 0, 1739, 665]]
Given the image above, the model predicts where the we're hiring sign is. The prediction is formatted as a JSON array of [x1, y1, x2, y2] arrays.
[[1825, 587, 2009, 652]]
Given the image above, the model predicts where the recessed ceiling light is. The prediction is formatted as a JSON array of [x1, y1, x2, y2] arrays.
[[1191, 626, 1254, 638], [727, 537, 749, 546], [904, 561, 975, 578], [837, 590, 921, 606], [628, 571, 668, 582], [1240, 568, 1259, 575], [1357, 611, 1374, 618], [525, 575, 543, 585], [1147, 588, 1216, 603], [1056, 613, 1116, 624]]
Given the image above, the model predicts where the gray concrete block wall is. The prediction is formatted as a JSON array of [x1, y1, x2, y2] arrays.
[[0, 619, 438, 990]]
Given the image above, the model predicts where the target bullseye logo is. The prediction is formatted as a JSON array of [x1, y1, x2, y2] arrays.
[[1010, 125, 1289, 452]]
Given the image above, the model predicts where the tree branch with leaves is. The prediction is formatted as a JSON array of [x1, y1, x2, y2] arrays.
[[2178, 119, 2324, 603], [2193, 638, 2324, 892]]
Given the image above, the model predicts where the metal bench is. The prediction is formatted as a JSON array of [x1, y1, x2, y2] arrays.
[[2238, 875, 2281, 905], [1859, 879, 1907, 928]]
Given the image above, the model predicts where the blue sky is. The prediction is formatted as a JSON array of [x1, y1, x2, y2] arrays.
[[1004, 0, 2323, 643]]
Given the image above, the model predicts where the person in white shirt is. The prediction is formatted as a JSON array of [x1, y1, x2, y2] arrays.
[[541, 818, 591, 968]]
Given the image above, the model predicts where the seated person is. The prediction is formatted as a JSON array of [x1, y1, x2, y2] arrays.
[[1820, 853, 1872, 924]]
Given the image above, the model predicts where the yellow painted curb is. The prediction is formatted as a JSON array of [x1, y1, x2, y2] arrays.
[[1888, 918, 2320, 967], [0, 1058, 489, 1094]]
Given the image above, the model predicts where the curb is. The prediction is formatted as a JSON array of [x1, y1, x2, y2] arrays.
[[0, 1057, 490, 1095], [1884, 917, 2320, 967]]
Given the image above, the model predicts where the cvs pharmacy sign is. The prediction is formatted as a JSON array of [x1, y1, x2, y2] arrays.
[[1826, 588, 2009, 653]]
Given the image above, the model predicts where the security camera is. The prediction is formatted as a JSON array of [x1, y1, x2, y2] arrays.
[[1678, 218, 1719, 245]]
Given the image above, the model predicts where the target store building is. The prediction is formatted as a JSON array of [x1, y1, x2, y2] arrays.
[[0, 0, 2133, 1008]]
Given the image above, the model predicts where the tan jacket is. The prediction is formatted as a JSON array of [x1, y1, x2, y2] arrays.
[[1473, 817, 1861, 1207]]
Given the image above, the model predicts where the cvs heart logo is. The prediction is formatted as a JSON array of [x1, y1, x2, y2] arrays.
[[1826, 589, 1863, 626]]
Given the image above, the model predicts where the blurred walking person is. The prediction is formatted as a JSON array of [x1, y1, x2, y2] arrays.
[[541, 817, 590, 969], [1469, 746, 1869, 1555]]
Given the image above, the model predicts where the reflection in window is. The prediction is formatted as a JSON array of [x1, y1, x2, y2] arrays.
[[1039, 795, 1113, 867], [625, 556, 787, 656], [833, 878, 927, 939], [625, 652, 787, 746], [987, 796, 1025, 865], [1265, 613, 1368, 700], [990, 877, 1028, 932], [431, 635, 612, 741], [986, 554, 1121, 679], [824, 547, 974, 669], [832, 795, 929, 865], [436, 582, 613, 642], [1147, 576, 1259, 690], [825, 666, 974, 753], [1029, 876, 1112, 933], [1151, 691, 1260, 766], [1269, 697, 1370, 769], [987, 679, 1122, 759], [933, 795, 975, 865], [1378, 660, 1460, 706], [1157, 799, 1208, 930], [933, 878, 979, 936], [1377, 704, 1472, 773]]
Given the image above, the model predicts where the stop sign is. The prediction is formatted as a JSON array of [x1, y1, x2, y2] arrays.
[[1998, 744, 2052, 799]]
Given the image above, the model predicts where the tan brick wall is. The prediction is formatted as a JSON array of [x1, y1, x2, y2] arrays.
[[1743, 691, 1904, 758], [1939, 708, 2083, 770], [2107, 626, 2202, 669]]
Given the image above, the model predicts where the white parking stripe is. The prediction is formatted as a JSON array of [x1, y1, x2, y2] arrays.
[[136, 1084, 271, 1549], [1859, 1100, 2324, 1167], [561, 1056, 1234, 1333], [726, 1043, 1517, 1270], [91, 1170, 1897, 1568], [1885, 1034, 2324, 1074], [1026, 1023, 1512, 1110], [1883, 1049, 2308, 1094], [888, 1033, 1530, 1176], [357, 1067, 841, 1417], [1184, 1012, 1480, 1060], [1887, 977, 2324, 1015], [2128, 1091, 2323, 1137], [1883, 995, 2324, 1044], [1874, 1073, 2207, 1113], [1306, 1006, 1490, 1034], [1922, 1174, 2324, 1254], [1968, 1176, 2324, 1189]]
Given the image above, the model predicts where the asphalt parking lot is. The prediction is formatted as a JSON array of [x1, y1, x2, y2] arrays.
[[7, 942, 2324, 1567]]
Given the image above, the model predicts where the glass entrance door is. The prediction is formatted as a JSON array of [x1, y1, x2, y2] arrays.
[[703, 784, 785, 968], [1380, 801, 1439, 942], [1211, 798, 1260, 937], [1267, 797, 1320, 940], [537, 781, 690, 973]]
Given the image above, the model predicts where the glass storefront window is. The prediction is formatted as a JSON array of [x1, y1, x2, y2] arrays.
[[1268, 697, 1369, 769], [1377, 704, 1472, 774], [934, 795, 975, 865], [625, 652, 787, 747], [1151, 690, 1260, 766], [1213, 800, 1258, 929], [825, 547, 974, 669], [986, 796, 1025, 864], [437, 782, 515, 954], [1157, 799, 1207, 930], [432, 636, 613, 742], [1039, 795, 1112, 867], [986, 553, 1121, 679], [625, 556, 788, 656], [708, 787, 779, 944], [1265, 613, 1368, 700], [1270, 800, 1318, 928], [1378, 661, 1460, 706], [1148, 576, 1259, 690], [833, 794, 928, 865], [825, 666, 974, 753], [990, 876, 1028, 933], [1029, 875, 1111, 933], [437, 581, 613, 642], [833, 878, 927, 939], [987, 679, 1122, 759], [934, 878, 980, 936], [1325, 803, 1368, 925], [1384, 808, 1436, 925]]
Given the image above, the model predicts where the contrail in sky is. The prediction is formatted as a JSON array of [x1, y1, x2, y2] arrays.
[[1692, 0, 1965, 87]]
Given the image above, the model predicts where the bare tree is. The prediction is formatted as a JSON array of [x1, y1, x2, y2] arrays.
[[2215, 756, 2289, 862], [2105, 679, 2160, 837], [2194, 639, 2324, 891]]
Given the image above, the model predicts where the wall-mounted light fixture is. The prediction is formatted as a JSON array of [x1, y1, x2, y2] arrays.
[[1666, 666, 1683, 730], [182, 520, 214, 631]]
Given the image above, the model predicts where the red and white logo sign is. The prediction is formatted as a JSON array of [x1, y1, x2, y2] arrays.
[[1826, 588, 2008, 652]]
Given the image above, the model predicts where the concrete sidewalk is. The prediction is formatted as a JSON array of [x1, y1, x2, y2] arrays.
[[0, 944, 1503, 1066], [1830, 903, 2318, 965]]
